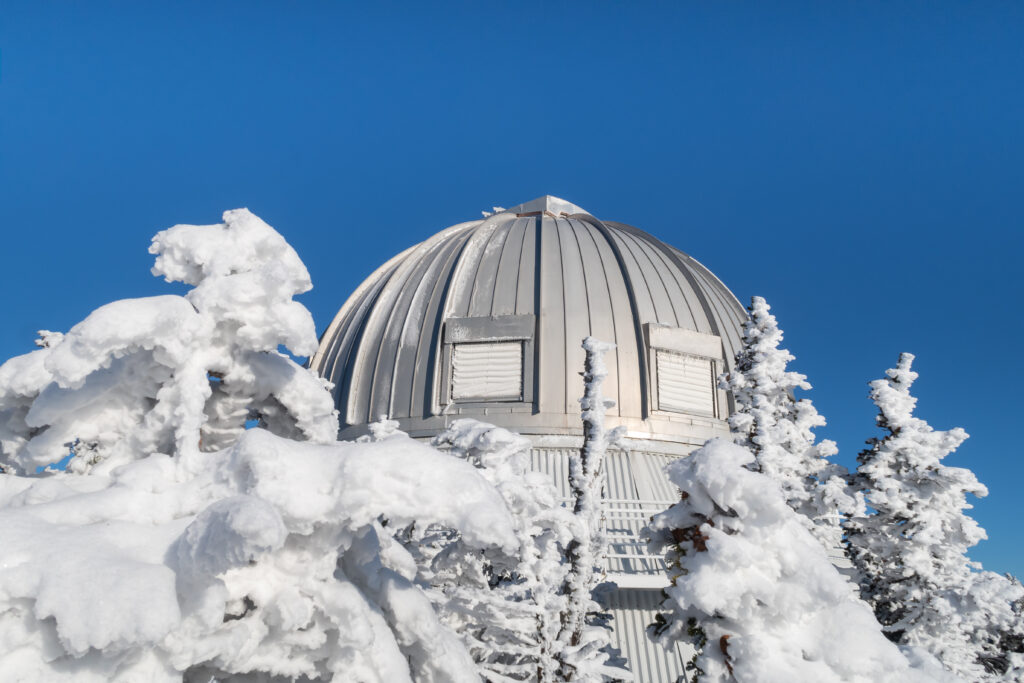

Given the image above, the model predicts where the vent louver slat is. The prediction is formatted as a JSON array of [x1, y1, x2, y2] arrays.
[[451, 342, 523, 400], [657, 350, 714, 415]]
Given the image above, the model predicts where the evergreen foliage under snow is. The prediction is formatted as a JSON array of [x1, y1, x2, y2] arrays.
[[719, 296, 859, 553], [646, 438, 960, 683], [415, 418, 574, 682], [846, 353, 1024, 680]]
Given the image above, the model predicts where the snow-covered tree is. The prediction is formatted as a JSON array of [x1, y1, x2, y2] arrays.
[[423, 418, 573, 682], [846, 353, 1023, 681], [646, 438, 959, 683], [720, 295, 858, 552], [0, 208, 337, 476], [0, 210, 520, 682], [969, 572, 1024, 679]]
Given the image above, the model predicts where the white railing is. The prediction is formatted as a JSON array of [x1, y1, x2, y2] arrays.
[[601, 498, 674, 574]]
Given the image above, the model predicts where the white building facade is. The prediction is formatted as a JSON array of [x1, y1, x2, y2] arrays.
[[310, 196, 748, 682]]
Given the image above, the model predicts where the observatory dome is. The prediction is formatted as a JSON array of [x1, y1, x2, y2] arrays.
[[311, 196, 747, 445]]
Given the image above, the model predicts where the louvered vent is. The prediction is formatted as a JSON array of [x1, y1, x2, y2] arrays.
[[451, 342, 523, 401], [656, 350, 715, 415]]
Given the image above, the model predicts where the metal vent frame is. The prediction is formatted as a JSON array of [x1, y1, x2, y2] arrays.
[[439, 315, 536, 407], [644, 323, 725, 419]]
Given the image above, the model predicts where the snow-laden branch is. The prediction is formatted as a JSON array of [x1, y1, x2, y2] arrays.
[[555, 337, 627, 681], [0, 209, 337, 475]]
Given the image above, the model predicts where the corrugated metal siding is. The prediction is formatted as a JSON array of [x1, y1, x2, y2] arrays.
[[528, 446, 685, 577], [657, 352, 715, 415], [606, 589, 693, 683], [451, 342, 523, 400]]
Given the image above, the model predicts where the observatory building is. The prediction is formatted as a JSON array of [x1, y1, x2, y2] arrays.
[[310, 196, 747, 682]]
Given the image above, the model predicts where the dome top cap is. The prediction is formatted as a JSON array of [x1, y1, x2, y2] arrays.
[[502, 195, 589, 217]]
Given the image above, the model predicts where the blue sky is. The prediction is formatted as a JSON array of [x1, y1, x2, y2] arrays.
[[2, 2, 1022, 575]]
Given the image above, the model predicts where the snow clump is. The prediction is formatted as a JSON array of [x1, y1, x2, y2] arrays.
[[0, 210, 518, 682], [647, 438, 961, 683]]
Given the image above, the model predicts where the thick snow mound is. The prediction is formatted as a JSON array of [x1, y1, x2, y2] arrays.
[[648, 438, 961, 683], [0, 209, 337, 475], [0, 429, 515, 681]]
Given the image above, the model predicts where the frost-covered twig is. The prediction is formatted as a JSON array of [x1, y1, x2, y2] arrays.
[[556, 337, 625, 681]]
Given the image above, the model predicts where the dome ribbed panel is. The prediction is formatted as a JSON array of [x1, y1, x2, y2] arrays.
[[535, 216, 565, 417], [668, 246, 747, 364], [490, 217, 531, 317], [603, 230, 666, 329], [309, 206, 748, 439], [404, 230, 476, 419], [466, 217, 516, 318], [387, 229, 474, 421], [319, 254, 408, 420], [618, 230, 687, 329], [570, 219, 624, 417]]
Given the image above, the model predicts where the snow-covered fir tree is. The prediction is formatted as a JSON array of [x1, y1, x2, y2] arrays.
[[0, 211, 520, 682], [845, 353, 1023, 681], [646, 438, 959, 683], [969, 572, 1024, 679], [719, 295, 858, 552]]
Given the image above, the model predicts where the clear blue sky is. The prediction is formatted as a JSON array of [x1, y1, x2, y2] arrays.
[[2, 3, 1022, 575]]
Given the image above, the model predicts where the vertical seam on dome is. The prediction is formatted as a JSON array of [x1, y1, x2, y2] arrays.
[[336, 260, 406, 426], [613, 223, 724, 340], [365, 247, 432, 424], [572, 214, 651, 419], [423, 229, 478, 417], [392, 234, 465, 420], [578, 221, 623, 417], [531, 217, 542, 414], [612, 229, 660, 324], [620, 230, 682, 327], [487, 218, 516, 316], [564, 218, 593, 334], [463, 221, 499, 318], [552, 216, 568, 413], [644, 238, 702, 330], [512, 217, 529, 315], [386, 241, 445, 418]]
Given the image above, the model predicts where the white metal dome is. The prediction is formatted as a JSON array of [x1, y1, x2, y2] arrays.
[[311, 196, 747, 443]]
